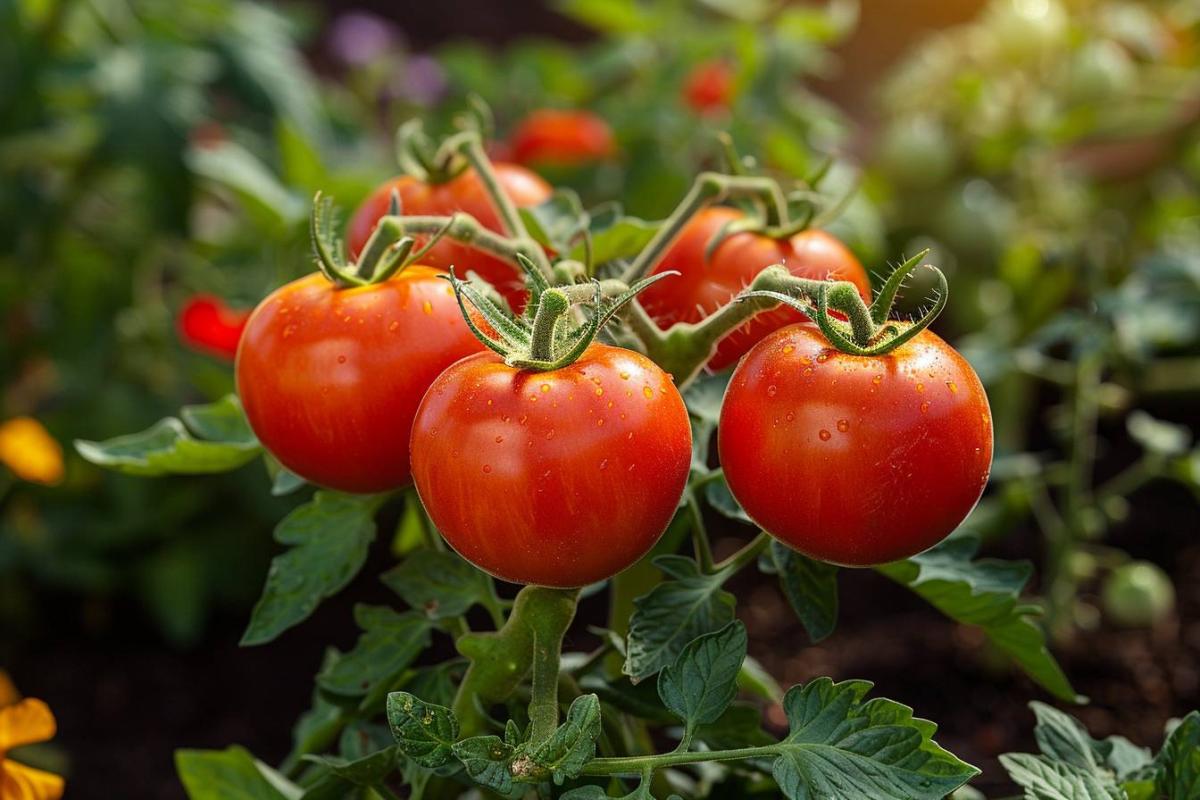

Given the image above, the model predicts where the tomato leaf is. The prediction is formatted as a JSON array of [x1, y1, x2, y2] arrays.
[[998, 753, 1124, 800], [176, 746, 296, 800], [317, 606, 433, 697], [381, 549, 493, 620], [452, 735, 515, 793], [76, 395, 260, 476], [771, 678, 978, 800], [1029, 702, 1151, 780], [386, 692, 459, 769], [240, 492, 382, 646], [569, 215, 659, 266], [875, 534, 1078, 702], [657, 621, 747, 737], [763, 540, 840, 644], [694, 703, 775, 751], [520, 190, 587, 251], [1155, 712, 1200, 799], [623, 555, 736, 682], [522, 694, 602, 785], [303, 745, 399, 786]]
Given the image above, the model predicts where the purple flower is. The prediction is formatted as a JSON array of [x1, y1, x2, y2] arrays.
[[328, 11, 400, 67], [388, 55, 448, 106]]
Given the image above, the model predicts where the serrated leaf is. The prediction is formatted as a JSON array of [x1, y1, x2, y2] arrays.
[[386, 692, 459, 769], [381, 549, 492, 620], [999, 753, 1124, 800], [317, 607, 432, 697], [304, 746, 399, 786], [876, 535, 1077, 702], [76, 396, 261, 476], [581, 675, 673, 724], [1030, 702, 1151, 780], [569, 215, 659, 265], [767, 541, 840, 643], [453, 735, 515, 793], [176, 746, 293, 800], [1156, 711, 1200, 800], [658, 621, 747, 734], [241, 492, 381, 646], [695, 703, 775, 751], [624, 556, 736, 682], [526, 694, 602, 784], [771, 678, 978, 800]]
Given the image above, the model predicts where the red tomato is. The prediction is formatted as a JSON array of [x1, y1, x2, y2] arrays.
[[236, 269, 485, 493], [346, 165, 552, 308], [411, 344, 692, 587], [719, 324, 993, 566], [683, 60, 735, 115], [178, 295, 250, 361], [639, 207, 872, 371], [509, 109, 616, 168]]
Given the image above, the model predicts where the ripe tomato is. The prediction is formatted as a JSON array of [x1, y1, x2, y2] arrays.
[[236, 268, 484, 493], [346, 165, 552, 308], [509, 109, 616, 168], [411, 344, 691, 587], [719, 324, 993, 566], [639, 207, 872, 371], [178, 295, 250, 361], [683, 60, 735, 115]]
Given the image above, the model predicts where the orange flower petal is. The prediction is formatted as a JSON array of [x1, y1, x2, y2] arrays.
[[0, 759, 65, 800], [0, 418, 64, 486], [0, 699, 56, 751], [0, 671, 19, 708]]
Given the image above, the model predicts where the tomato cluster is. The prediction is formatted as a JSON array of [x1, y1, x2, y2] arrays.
[[236, 155, 993, 585]]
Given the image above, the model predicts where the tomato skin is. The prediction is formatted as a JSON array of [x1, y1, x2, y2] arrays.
[[718, 324, 993, 566], [178, 295, 250, 360], [346, 165, 552, 308], [639, 207, 872, 371], [509, 109, 616, 167], [683, 60, 735, 115], [411, 344, 692, 587], [236, 269, 485, 493]]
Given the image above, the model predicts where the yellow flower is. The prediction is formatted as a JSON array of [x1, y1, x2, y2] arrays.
[[0, 418, 64, 486], [0, 698, 64, 800], [0, 672, 18, 708]]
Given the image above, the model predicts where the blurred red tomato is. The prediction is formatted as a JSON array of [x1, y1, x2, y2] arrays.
[[509, 110, 616, 167], [178, 295, 250, 360], [683, 60, 735, 115]]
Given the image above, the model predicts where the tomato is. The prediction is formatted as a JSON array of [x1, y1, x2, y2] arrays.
[[236, 269, 485, 493], [411, 344, 692, 587], [719, 323, 993, 566], [1102, 561, 1175, 628], [639, 207, 872, 371], [509, 109, 616, 168], [346, 165, 552, 308], [683, 60, 735, 115], [178, 295, 250, 361]]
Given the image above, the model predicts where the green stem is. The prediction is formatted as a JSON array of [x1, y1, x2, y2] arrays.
[[687, 492, 715, 574], [580, 745, 778, 777], [529, 290, 571, 362], [527, 588, 581, 745], [383, 214, 546, 277], [713, 531, 770, 575]]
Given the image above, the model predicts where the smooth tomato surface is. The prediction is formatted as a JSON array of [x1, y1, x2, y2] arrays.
[[719, 324, 993, 566], [346, 165, 551, 308], [509, 109, 616, 167], [236, 268, 484, 493], [639, 207, 872, 371], [683, 60, 735, 115], [411, 344, 691, 587]]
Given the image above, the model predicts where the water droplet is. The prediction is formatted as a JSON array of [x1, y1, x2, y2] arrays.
[[486, 399, 493, 406], [816, 352, 830, 363], [620, 371, 630, 380], [642, 386, 654, 399], [422, 301, 433, 315], [767, 385, 778, 397], [837, 419, 849, 432], [920, 402, 930, 413], [482, 464, 492, 473], [916, 383, 925, 393], [946, 381, 958, 394], [596, 418, 605, 427], [599, 459, 609, 471], [545, 430, 556, 440], [494, 435, 504, 443], [785, 412, 795, 421], [540, 384, 551, 393], [518, 415, 527, 424], [782, 345, 794, 354], [803, 368, 813, 376], [819, 429, 831, 441], [595, 387, 603, 396], [388, 321, 399, 332], [872, 374, 882, 385], [337, 355, 347, 364]]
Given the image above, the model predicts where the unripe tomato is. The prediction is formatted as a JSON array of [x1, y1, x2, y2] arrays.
[[719, 324, 993, 566], [1102, 561, 1175, 628], [639, 207, 872, 371], [346, 165, 552, 308], [876, 115, 956, 189], [411, 344, 691, 587], [236, 269, 485, 493], [683, 60, 735, 115], [509, 109, 616, 167]]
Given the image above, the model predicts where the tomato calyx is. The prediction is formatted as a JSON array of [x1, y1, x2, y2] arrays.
[[311, 191, 455, 288], [446, 255, 676, 371]]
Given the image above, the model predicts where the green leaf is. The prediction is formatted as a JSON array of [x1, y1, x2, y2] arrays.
[[876, 535, 1077, 702], [176, 746, 294, 800], [525, 694, 602, 784], [772, 678, 978, 800], [569, 215, 659, 265], [386, 692, 459, 769], [520, 190, 586, 251], [285, 651, 347, 766], [1030, 702, 1151, 780], [658, 621, 747, 736], [998, 753, 1124, 800], [317, 606, 432, 697], [187, 140, 304, 231], [695, 703, 775, 751], [303, 746, 399, 786], [766, 541, 840, 643], [381, 549, 492, 620], [241, 492, 381, 646], [76, 396, 261, 476], [557, 0, 658, 33], [453, 735, 515, 793], [1156, 712, 1200, 799], [624, 556, 736, 682]]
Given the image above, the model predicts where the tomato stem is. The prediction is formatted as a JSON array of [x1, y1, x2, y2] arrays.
[[525, 587, 581, 745], [713, 531, 770, 575], [578, 744, 781, 777]]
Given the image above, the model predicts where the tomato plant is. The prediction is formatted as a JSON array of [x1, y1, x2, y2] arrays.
[[509, 109, 616, 167], [682, 59, 735, 115]]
